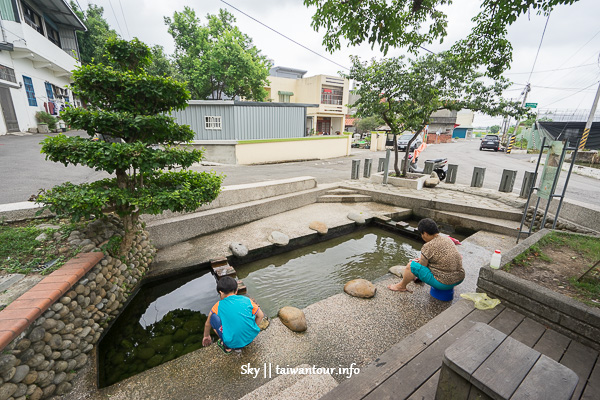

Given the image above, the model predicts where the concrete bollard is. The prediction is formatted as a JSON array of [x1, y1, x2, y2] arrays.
[[363, 158, 373, 178], [499, 169, 517, 192], [424, 161, 435, 175], [378, 158, 385, 172], [351, 159, 361, 180], [471, 167, 485, 188], [446, 164, 458, 184], [520, 171, 537, 198]]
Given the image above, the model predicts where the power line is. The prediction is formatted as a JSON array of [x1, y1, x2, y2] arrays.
[[527, 14, 551, 83], [543, 79, 600, 108], [117, 0, 130, 39], [505, 62, 597, 75], [219, 0, 349, 70], [107, 0, 123, 38]]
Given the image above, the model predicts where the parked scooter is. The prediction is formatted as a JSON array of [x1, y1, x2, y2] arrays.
[[407, 154, 448, 181]]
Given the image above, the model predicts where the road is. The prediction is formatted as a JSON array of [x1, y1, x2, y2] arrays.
[[1, 132, 598, 207]]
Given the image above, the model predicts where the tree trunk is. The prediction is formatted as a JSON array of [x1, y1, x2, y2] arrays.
[[115, 168, 138, 256], [393, 133, 400, 176]]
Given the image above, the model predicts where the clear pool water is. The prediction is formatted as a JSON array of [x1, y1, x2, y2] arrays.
[[99, 226, 422, 386]]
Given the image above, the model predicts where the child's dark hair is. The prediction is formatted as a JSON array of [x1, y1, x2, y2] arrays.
[[217, 276, 238, 294], [417, 218, 439, 235]]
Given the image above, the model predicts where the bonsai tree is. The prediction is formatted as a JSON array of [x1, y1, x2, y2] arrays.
[[38, 38, 222, 254], [345, 52, 527, 176]]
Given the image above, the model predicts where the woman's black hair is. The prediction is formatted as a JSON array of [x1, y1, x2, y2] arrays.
[[216, 276, 238, 294], [417, 218, 439, 235]]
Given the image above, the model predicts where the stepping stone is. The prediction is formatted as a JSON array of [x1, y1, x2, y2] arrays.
[[229, 242, 248, 257], [388, 265, 404, 278], [347, 212, 370, 225], [278, 306, 307, 332], [344, 279, 377, 298], [309, 221, 328, 235], [268, 231, 289, 246], [213, 265, 236, 278]]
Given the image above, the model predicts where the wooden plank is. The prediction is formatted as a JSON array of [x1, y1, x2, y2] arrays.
[[533, 329, 571, 362], [471, 336, 540, 400], [407, 370, 440, 400], [488, 307, 525, 336], [237, 280, 247, 294], [581, 356, 600, 400], [443, 323, 506, 380], [364, 306, 505, 400], [512, 355, 579, 400], [319, 300, 481, 400], [210, 257, 228, 268], [558, 340, 599, 400], [509, 317, 546, 348]]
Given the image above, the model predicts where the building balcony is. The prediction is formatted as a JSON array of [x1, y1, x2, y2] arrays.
[[5, 21, 78, 77]]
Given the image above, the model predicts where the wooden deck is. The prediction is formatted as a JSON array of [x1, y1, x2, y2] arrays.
[[319, 300, 600, 400]]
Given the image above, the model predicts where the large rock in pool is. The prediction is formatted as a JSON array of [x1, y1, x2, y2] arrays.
[[278, 307, 307, 332], [268, 231, 289, 246], [388, 265, 405, 278], [344, 279, 377, 298]]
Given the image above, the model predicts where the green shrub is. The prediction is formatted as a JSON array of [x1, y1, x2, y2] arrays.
[[35, 111, 57, 131]]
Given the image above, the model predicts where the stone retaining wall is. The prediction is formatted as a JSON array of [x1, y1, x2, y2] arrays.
[[477, 231, 600, 351], [0, 217, 155, 399]]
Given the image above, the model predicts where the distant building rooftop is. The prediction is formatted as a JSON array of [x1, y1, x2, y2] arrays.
[[270, 66, 308, 79]]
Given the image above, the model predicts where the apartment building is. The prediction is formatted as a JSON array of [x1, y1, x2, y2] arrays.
[[0, 0, 85, 134], [267, 66, 350, 136]]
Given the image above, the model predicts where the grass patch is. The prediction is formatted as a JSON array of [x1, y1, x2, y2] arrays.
[[505, 242, 551, 270], [540, 231, 600, 260], [575, 161, 600, 170], [569, 277, 600, 307], [0, 219, 81, 275]]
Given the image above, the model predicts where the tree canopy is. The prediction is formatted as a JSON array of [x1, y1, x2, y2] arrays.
[[165, 8, 272, 100], [489, 125, 500, 134], [38, 38, 223, 253], [355, 116, 384, 134], [304, 0, 580, 76], [70, 1, 117, 65], [346, 52, 526, 176]]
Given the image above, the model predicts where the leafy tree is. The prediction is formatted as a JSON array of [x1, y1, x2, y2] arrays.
[[489, 125, 500, 134], [346, 52, 526, 176], [38, 38, 223, 254], [70, 1, 118, 65], [355, 116, 384, 134], [145, 45, 181, 79], [304, 0, 579, 76], [165, 8, 272, 100]]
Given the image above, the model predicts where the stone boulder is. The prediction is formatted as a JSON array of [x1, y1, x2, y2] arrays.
[[424, 172, 440, 188], [229, 242, 248, 257], [388, 265, 405, 278], [309, 221, 328, 235], [268, 231, 289, 246], [347, 212, 370, 225], [278, 307, 307, 332], [344, 279, 377, 298]]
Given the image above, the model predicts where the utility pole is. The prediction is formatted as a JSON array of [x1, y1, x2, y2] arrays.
[[509, 83, 531, 149], [579, 81, 600, 150]]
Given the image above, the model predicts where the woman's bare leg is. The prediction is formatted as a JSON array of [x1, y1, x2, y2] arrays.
[[388, 261, 415, 292]]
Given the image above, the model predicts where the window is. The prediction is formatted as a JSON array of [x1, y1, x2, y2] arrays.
[[44, 82, 54, 100], [205, 116, 222, 130], [321, 87, 343, 105], [47, 26, 60, 47], [22, 2, 44, 35], [278, 91, 293, 103], [0, 65, 16, 83], [23, 75, 37, 106]]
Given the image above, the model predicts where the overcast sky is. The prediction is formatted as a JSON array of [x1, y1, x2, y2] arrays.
[[79, 0, 600, 126]]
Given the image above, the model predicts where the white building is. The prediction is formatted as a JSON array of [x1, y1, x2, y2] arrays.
[[0, 0, 85, 134]]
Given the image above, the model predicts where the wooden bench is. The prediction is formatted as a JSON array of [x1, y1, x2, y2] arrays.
[[436, 322, 579, 400]]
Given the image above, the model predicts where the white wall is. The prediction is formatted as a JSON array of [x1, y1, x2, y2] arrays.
[[235, 136, 352, 164]]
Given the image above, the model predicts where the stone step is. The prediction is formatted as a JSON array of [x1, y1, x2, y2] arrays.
[[237, 280, 247, 294], [212, 265, 236, 278], [415, 208, 521, 237], [210, 257, 228, 269], [239, 364, 338, 400], [317, 195, 372, 203], [325, 188, 359, 196]]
